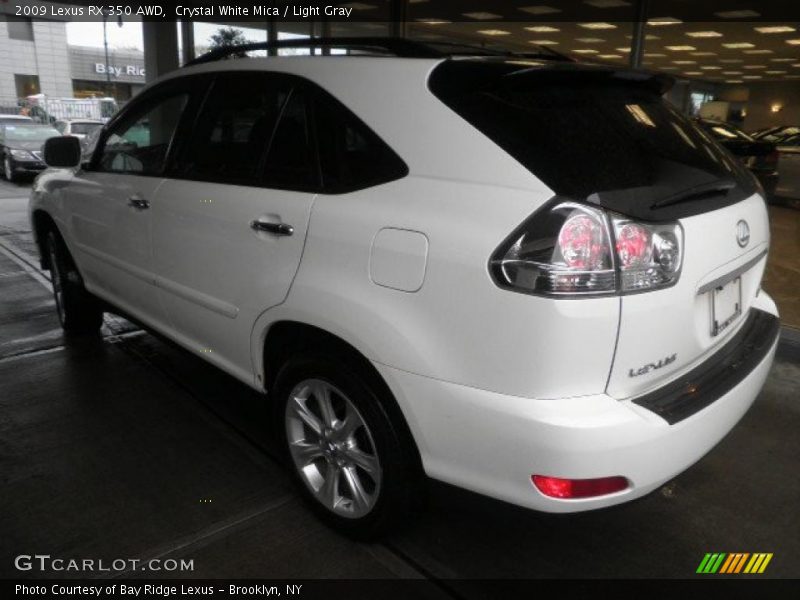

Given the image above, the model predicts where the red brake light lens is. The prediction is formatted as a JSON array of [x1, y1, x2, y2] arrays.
[[532, 475, 629, 499], [490, 200, 683, 297]]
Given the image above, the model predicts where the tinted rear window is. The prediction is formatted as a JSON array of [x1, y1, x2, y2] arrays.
[[430, 61, 757, 220]]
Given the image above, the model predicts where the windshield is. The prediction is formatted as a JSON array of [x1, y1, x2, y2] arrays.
[[3, 126, 60, 142], [71, 122, 102, 135]]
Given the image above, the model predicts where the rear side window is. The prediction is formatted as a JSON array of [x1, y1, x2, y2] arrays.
[[313, 91, 408, 194], [430, 61, 757, 220], [173, 73, 291, 186], [262, 89, 319, 191]]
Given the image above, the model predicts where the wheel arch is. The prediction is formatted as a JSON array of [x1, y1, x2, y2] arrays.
[[262, 320, 423, 472], [32, 209, 58, 270]]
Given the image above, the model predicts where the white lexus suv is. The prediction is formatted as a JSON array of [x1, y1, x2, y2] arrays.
[[30, 39, 780, 537]]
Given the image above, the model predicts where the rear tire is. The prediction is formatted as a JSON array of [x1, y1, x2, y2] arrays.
[[46, 229, 103, 335], [274, 354, 420, 539]]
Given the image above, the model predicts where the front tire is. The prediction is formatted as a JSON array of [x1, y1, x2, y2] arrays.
[[3, 156, 16, 182], [274, 355, 419, 538], [46, 229, 103, 335]]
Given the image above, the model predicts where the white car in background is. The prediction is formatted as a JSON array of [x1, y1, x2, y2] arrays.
[[53, 118, 104, 140], [29, 39, 780, 537], [0, 114, 33, 125]]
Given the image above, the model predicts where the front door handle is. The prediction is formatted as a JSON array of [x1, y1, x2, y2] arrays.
[[128, 195, 150, 210], [250, 219, 294, 236]]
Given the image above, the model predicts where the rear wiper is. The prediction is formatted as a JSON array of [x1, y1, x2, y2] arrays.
[[652, 179, 736, 209]]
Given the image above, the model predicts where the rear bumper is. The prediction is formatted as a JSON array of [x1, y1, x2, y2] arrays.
[[375, 296, 779, 513]]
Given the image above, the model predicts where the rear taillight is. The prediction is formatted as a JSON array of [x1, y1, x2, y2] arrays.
[[765, 149, 779, 167], [490, 200, 683, 297]]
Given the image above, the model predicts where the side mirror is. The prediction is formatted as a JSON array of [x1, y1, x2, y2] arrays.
[[43, 136, 81, 168]]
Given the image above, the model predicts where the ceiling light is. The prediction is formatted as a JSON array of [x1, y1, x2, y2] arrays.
[[576, 37, 605, 43], [615, 47, 632, 53], [766, 70, 788, 74], [715, 10, 761, 18], [742, 75, 762, 79], [794, 63, 800, 67], [686, 31, 723, 38], [506, 60, 545, 67], [416, 18, 450, 25], [584, 0, 631, 7], [722, 71, 743, 75], [519, 5, 561, 15], [672, 60, 697, 64], [684, 72, 703, 76], [525, 26, 560, 32], [744, 49, 773, 54], [726, 80, 744, 83], [578, 22, 617, 29], [666, 46, 696, 51], [626, 34, 660, 40], [744, 65, 767, 69], [723, 43, 755, 49], [720, 59, 744, 63], [648, 17, 682, 26], [786, 39, 800, 45], [691, 52, 718, 56], [755, 26, 796, 34], [700, 66, 722, 70], [463, 12, 503, 20], [598, 54, 623, 59], [771, 58, 796, 62], [572, 48, 600, 54], [644, 53, 667, 57], [530, 40, 560, 45], [478, 29, 511, 36]]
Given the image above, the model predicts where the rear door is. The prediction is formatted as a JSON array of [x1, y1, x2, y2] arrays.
[[151, 72, 318, 382]]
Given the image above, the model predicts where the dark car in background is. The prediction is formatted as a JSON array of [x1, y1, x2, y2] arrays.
[[0, 123, 61, 182], [696, 118, 779, 197]]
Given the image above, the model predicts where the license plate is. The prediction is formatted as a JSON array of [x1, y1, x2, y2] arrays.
[[711, 277, 742, 337]]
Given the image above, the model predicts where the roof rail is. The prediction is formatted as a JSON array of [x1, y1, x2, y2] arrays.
[[185, 37, 446, 66], [184, 37, 572, 67]]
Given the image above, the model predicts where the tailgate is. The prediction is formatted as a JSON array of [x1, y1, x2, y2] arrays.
[[607, 193, 770, 399]]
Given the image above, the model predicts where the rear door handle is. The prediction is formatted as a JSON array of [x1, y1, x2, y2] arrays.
[[250, 219, 294, 236], [128, 195, 150, 210]]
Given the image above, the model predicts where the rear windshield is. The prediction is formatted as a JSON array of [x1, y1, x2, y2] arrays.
[[430, 61, 757, 220]]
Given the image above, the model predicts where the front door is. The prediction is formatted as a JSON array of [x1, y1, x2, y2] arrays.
[[66, 90, 192, 327]]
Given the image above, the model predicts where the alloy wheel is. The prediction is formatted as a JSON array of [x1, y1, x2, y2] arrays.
[[285, 378, 382, 519]]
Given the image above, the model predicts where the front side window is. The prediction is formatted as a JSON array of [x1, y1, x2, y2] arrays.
[[173, 73, 291, 186], [97, 94, 188, 175]]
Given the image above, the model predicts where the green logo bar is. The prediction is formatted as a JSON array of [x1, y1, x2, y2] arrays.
[[697, 553, 727, 573]]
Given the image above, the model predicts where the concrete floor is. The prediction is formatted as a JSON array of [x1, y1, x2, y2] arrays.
[[1, 178, 798, 583]]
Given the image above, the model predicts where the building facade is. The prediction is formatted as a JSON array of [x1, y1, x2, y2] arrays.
[[0, 15, 145, 110]]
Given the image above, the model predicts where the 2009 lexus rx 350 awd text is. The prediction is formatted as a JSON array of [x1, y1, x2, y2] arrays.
[[29, 40, 780, 537]]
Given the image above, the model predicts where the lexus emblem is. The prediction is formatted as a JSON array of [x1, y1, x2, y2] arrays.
[[736, 220, 750, 248]]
